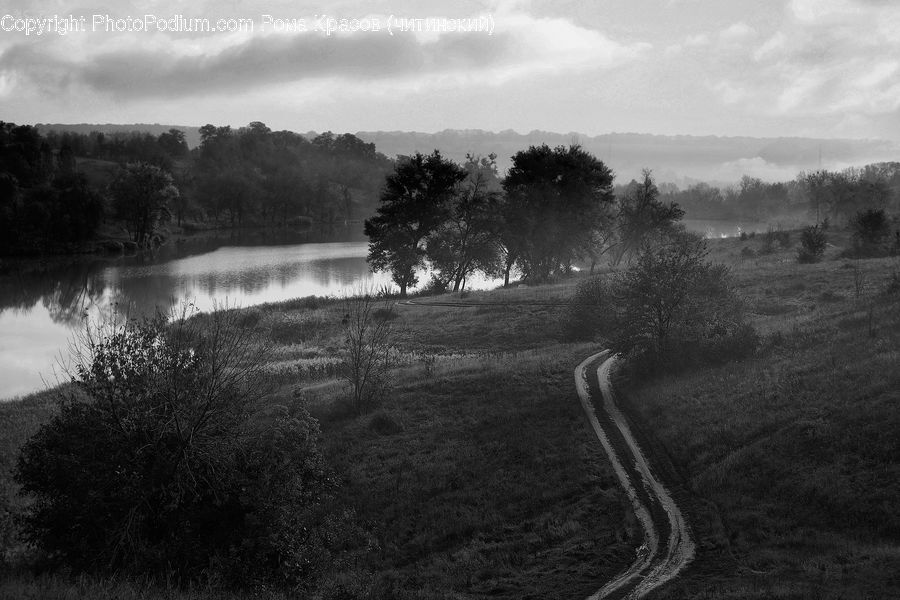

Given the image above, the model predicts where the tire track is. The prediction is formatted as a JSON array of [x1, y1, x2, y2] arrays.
[[575, 351, 694, 599]]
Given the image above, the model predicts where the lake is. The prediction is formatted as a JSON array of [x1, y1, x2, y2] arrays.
[[0, 229, 406, 399]]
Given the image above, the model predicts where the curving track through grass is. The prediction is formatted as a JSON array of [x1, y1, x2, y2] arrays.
[[398, 299, 694, 598], [575, 351, 694, 599]]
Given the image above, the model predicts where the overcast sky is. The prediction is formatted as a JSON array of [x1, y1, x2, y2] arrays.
[[1, 0, 899, 140]]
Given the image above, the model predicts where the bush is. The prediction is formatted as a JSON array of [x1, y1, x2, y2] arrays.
[[850, 208, 892, 258], [561, 275, 616, 341], [885, 269, 900, 296], [15, 307, 339, 588], [760, 228, 791, 254], [798, 225, 827, 263], [341, 294, 395, 414], [565, 232, 755, 374], [368, 411, 405, 436]]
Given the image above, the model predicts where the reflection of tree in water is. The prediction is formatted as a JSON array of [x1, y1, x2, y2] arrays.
[[169, 256, 369, 300], [0, 259, 109, 326], [0, 231, 374, 329], [109, 272, 180, 319]]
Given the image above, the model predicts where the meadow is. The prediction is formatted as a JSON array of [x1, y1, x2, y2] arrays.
[[631, 231, 900, 599], [0, 227, 898, 599]]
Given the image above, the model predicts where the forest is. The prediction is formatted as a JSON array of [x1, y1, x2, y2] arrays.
[[0, 121, 393, 255]]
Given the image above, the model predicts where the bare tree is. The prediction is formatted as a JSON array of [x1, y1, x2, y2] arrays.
[[341, 292, 395, 413]]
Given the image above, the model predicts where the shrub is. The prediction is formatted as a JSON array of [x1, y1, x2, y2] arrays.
[[368, 411, 405, 436], [15, 307, 338, 588], [565, 232, 755, 374], [798, 225, 827, 263], [341, 294, 395, 414], [561, 275, 616, 341], [850, 208, 891, 258], [885, 269, 900, 296], [760, 228, 790, 254], [417, 275, 448, 296], [775, 229, 792, 248]]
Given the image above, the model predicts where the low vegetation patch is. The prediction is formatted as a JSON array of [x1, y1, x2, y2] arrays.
[[565, 231, 757, 375]]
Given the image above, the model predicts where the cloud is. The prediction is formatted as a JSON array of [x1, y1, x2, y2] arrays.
[[702, 0, 900, 133], [0, 6, 648, 100], [719, 22, 754, 42]]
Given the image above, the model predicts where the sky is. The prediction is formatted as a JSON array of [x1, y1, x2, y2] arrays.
[[1, 0, 899, 140]]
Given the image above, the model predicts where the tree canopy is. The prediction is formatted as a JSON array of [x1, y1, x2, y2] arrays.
[[109, 162, 179, 247], [502, 144, 615, 281], [365, 151, 468, 296]]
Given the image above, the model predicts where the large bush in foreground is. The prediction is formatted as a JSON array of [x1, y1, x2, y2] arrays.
[[15, 308, 335, 588]]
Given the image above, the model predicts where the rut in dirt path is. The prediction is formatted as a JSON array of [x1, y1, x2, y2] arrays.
[[575, 350, 694, 600]]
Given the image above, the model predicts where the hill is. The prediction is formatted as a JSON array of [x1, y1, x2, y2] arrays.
[[35, 124, 900, 185], [355, 130, 900, 184]]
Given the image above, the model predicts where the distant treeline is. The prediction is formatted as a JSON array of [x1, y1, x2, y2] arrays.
[[4, 118, 900, 257], [0, 120, 393, 256], [658, 165, 900, 222]]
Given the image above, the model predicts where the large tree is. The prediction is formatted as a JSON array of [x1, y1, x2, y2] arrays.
[[501, 144, 615, 282], [365, 151, 467, 296], [426, 154, 503, 291], [109, 162, 178, 247], [614, 169, 685, 264]]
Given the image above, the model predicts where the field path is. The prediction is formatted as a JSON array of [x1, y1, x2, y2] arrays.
[[396, 298, 693, 598], [575, 350, 694, 599]]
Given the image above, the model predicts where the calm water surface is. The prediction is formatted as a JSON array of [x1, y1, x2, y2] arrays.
[[0, 230, 404, 399]]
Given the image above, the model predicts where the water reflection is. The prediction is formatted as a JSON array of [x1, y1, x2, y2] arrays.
[[0, 229, 397, 399]]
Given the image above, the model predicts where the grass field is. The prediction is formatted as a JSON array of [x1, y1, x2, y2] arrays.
[[1, 226, 898, 598], [625, 233, 900, 599]]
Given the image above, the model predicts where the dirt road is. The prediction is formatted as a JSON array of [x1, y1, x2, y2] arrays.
[[395, 298, 693, 597], [575, 350, 694, 599]]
